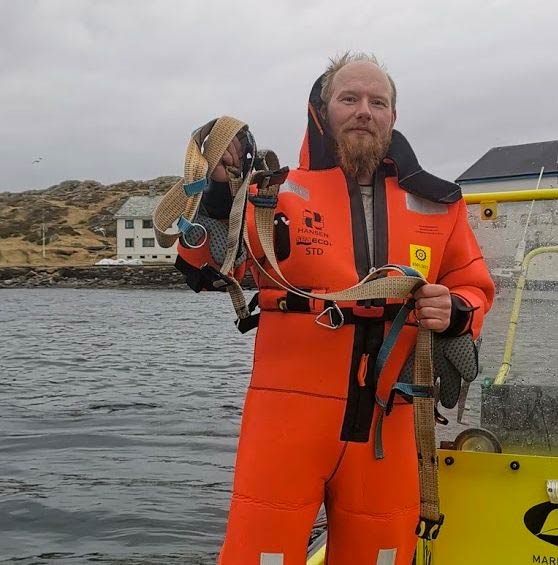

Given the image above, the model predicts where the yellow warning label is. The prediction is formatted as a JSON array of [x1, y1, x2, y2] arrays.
[[410, 244, 431, 278]]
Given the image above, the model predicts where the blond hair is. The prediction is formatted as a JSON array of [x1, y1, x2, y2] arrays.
[[320, 51, 397, 109]]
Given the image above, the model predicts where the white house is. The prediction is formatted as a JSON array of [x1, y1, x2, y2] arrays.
[[455, 140, 558, 282], [114, 195, 177, 263]]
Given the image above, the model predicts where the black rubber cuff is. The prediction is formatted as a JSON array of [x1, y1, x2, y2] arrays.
[[440, 295, 475, 337]]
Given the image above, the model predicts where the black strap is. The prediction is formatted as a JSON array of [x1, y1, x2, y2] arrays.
[[235, 293, 260, 334], [274, 292, 404, 322]]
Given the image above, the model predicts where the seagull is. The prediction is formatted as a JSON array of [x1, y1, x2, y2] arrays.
[[32, 157, 43, 164]]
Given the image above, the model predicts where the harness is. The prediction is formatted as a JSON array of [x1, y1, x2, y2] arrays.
[[153, 116, 444, 540]]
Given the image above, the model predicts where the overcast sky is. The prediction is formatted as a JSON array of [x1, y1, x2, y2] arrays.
[[2, 0, 557, 193]]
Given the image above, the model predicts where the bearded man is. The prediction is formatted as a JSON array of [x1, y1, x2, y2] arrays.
[[176, 52, 494, 565]]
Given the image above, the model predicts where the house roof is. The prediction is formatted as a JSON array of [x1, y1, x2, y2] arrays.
[[456, 140, 558, 183], [114, 196, 162, 218]]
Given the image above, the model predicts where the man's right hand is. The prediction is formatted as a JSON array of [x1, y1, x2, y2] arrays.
[[211, 136, 243, 184]]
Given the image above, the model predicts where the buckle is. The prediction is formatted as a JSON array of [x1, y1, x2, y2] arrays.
[[385, 383, 434, 416], [251, 167, 290, 188], [315, 303, 344, 330], [416, 514, 445, 540], [199, 264, 234, 290], [352, 305, 385, 318], [248, 167, 289, 209], [178, 217, 208, 249]]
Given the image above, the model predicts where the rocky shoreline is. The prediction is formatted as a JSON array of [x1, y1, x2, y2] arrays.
[[0, 265, 191, 289], [0, 265, 257, 290]]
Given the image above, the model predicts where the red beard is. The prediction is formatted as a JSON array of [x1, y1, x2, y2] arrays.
[[335, 126, 392, 179]]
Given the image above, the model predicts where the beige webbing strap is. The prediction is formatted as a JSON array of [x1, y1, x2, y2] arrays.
[[153, 116, 247, 252], [250, 179, 425, 304], [153, 116, 253, 320], [414, 327, 443, 538]]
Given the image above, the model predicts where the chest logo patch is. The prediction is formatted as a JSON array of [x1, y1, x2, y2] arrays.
[[297, 209, 331, 255], [303, 209, 324, 230], [410, 244, 431, 277]]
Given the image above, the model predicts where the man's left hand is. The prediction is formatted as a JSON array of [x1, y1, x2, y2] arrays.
[[413, 284, 452, 333]]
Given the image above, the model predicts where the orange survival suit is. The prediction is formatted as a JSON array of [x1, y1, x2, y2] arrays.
[[175, 76, 495, 565]]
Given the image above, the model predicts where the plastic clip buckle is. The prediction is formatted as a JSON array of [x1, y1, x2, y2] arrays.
[[199, 264, 234, 290], [252, 167, 290, 188], [416, 514, 445, 540], [315, 303, 344, 330]]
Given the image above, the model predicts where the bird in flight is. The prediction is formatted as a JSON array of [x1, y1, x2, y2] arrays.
[[32, 157, 43, 164]]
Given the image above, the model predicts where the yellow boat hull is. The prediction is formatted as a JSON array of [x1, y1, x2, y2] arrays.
[[308, 449, 558, 565]]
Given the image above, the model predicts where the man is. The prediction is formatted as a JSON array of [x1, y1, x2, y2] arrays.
[[176, 52, 494, 564]]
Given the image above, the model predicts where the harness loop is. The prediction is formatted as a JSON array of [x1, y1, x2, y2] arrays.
[[315, 303, 345, 330]]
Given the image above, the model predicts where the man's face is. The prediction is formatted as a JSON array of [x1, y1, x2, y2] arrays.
[[323, 61, 396, 178]]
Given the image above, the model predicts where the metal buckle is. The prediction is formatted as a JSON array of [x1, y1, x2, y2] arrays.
[[315, 303, 344, 330], [179, 221, 208, 249]]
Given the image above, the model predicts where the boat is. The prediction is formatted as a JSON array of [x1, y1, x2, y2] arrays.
[[307, 188, 558, 565]]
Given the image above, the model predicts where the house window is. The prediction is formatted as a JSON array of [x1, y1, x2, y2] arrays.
[[165, 255, 171, 259], [125, 238, 134, 248], [142, 219, 153, 229], [125, 219, 134, 229], [152, 255, 158, 259], [126, 256, 132, 259], [140, 255, 145, 259], [143, 238, 155, 247]]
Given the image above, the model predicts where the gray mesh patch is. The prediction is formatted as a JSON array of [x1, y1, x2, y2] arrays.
[[196, 214, 246, 267], [406, 193, 448, 215]]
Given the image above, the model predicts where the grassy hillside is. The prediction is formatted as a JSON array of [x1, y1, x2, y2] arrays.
[[0, 177, 179, 266]]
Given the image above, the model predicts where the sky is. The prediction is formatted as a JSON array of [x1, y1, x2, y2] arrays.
[[1, 0, 557, 193]]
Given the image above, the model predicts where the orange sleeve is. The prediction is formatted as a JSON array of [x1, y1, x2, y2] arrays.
[[437, 199, 495, 338], [176, 233, 247, 292]]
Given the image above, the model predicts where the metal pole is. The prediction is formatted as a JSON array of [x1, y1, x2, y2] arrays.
[[514, 167, 544, 267]]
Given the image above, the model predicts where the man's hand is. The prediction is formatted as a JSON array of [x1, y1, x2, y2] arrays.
[[211, 136, 243, 184], [413, 284, 452, 333]]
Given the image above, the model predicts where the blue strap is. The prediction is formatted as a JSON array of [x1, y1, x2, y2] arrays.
[[248, 194, 278, 208], [374, 409, 386, 460], [183, 178, 208, 196], [387, 264, 423, 277], [372, 264, 424, 382], [385, 383, 433, 415], [374, 383, 434, 460], [177, 216, 195, 235], [371, 264, 426, 460], [373, 301, 415, 383]]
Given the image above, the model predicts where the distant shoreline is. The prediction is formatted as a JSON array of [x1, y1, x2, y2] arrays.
[[0, 265, 553, 292], [0, 264, 257, 290], [0, 265, 191, 289]]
